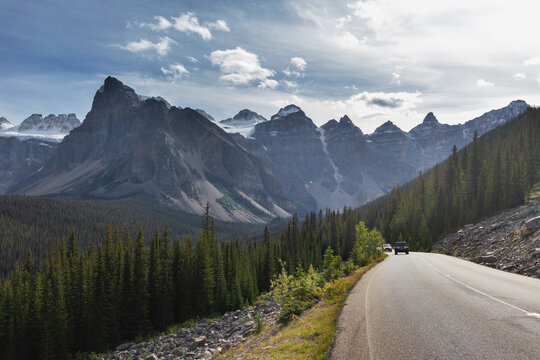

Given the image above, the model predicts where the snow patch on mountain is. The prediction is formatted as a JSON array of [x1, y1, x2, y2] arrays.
[[219, 109, 267, 137], [138, 95, 172, 109], [271, 104, 301, 120], [0, 117, 13, 129]]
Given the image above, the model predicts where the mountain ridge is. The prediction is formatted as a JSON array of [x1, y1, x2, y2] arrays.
[[9, 77, 294, 223], [2, 76, 531, 222]]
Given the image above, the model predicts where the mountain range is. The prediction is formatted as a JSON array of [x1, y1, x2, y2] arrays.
[[0, 113, 81, 140], [1, 77, 530, 222]]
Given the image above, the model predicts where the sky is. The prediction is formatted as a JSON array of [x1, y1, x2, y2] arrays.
[[2, 0, 540, 133]]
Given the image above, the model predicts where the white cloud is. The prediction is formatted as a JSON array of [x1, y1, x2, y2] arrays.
[[209, 47, 277, 88], [258, 79, 279, 89], [338, 31, 361, 49], [513, 72, 526, 80], [524, 57, 540, 66], [290, 57, 307, 71], [284, 57, 307, 78], [172, 13, 212, 40], [118, 37, 176, 56], [476, 79, 494, 88], [141, 13, 230, 41], [336, 15, 352, 29], [208, 19, 230, 32], [537, 75, 540, 86], [284, 80, 298, 88], [161, 64, 189, 80], [140, 16, 172, 31], [187, 56, 198, 63], [391, 72, 401, 85], [347, 0, 391, 34]]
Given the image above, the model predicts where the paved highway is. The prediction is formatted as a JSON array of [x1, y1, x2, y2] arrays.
[[330, 252, 540, 359]]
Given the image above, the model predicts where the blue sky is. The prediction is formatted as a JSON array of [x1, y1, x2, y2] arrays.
[[2, 0, 540, 132]]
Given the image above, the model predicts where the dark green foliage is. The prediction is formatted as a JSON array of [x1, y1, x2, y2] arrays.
[[357, 108, 540, 249], [0, 195, 274, 276], [0, 200, 378, 358]]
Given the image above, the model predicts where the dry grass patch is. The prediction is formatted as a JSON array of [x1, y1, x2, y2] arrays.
[[220, 255, 386, 360]]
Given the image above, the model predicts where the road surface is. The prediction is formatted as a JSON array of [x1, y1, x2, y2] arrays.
[[331, 252, 540, 359]]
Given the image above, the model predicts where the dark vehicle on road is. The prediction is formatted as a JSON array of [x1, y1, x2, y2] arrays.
[[394, 241, 409, 255]]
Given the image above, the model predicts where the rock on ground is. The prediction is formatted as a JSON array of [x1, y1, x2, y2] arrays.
[[435, 199, 540, 279], [100, 298, 277, 360]]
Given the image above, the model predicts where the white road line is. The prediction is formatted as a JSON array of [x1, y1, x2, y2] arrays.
[[365, 261, 383, 360], [423, 259, 538, 318]]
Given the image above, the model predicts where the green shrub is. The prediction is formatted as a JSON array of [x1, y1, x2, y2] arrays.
[[270, 262, 324, 324], [343, 261, 358, 276]]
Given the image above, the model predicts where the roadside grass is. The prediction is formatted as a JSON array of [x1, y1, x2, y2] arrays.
[[219, 254, 386, 360]]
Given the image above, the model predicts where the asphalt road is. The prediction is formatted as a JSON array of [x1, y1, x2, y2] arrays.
[[330, 252, 540, 360]]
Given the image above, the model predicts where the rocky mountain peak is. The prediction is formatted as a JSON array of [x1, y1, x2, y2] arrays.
[[271, 104, 303, 121], [321, 119, 338, 131], [339, 115, 354, 126], [235, 109, 266, 122], [373, 120, 403, 134], [0, 117, 13, 129], [508, 100, 528, 109], [422, 112, 439, 124], [94, 76, 141, 108], [138, 95, 172, 109], [18, 113, 81, 134]]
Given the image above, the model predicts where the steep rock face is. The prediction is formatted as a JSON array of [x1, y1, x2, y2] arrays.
[[11, 77, 293, 223], [195, 109, 215, 122], [0, 137, 57, 193], [322, 116, 416, 206], [250, 105, 332, 212], [18, 113, 80, 134]]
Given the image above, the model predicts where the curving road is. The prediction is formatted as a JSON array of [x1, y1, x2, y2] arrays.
[[331, 252, 540, 360]]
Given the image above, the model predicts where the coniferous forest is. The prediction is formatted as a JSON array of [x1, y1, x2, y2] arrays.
[[0, 195, 273, 276], [0, 205, 366, 359], [357, 107, 540, 250]]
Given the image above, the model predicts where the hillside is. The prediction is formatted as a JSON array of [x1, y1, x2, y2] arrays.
[[357, 107, 540, 250], [436, 192, 540, 278]]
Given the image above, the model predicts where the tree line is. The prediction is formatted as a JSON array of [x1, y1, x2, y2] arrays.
[[0, 205, 370, 359], [357, 107, 540, 250], [0, 195, 267, 276]]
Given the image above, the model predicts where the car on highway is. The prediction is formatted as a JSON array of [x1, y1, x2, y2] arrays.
[[394, 241, 409, 255], [382, 244, 392, 252]]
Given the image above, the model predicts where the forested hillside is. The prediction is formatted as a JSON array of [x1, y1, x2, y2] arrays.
[[357, 107, 540, 250], [0, 195, 272, 276], [0, 205, 376, 359]]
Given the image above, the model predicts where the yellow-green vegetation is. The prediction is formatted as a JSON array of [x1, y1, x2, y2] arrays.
[[220, 254, 386, 360], [526, 182, 540, 201]]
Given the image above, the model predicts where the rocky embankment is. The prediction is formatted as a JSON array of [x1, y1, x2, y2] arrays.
[[435, 199, 540, 278], [100, 299, 276, 360]]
